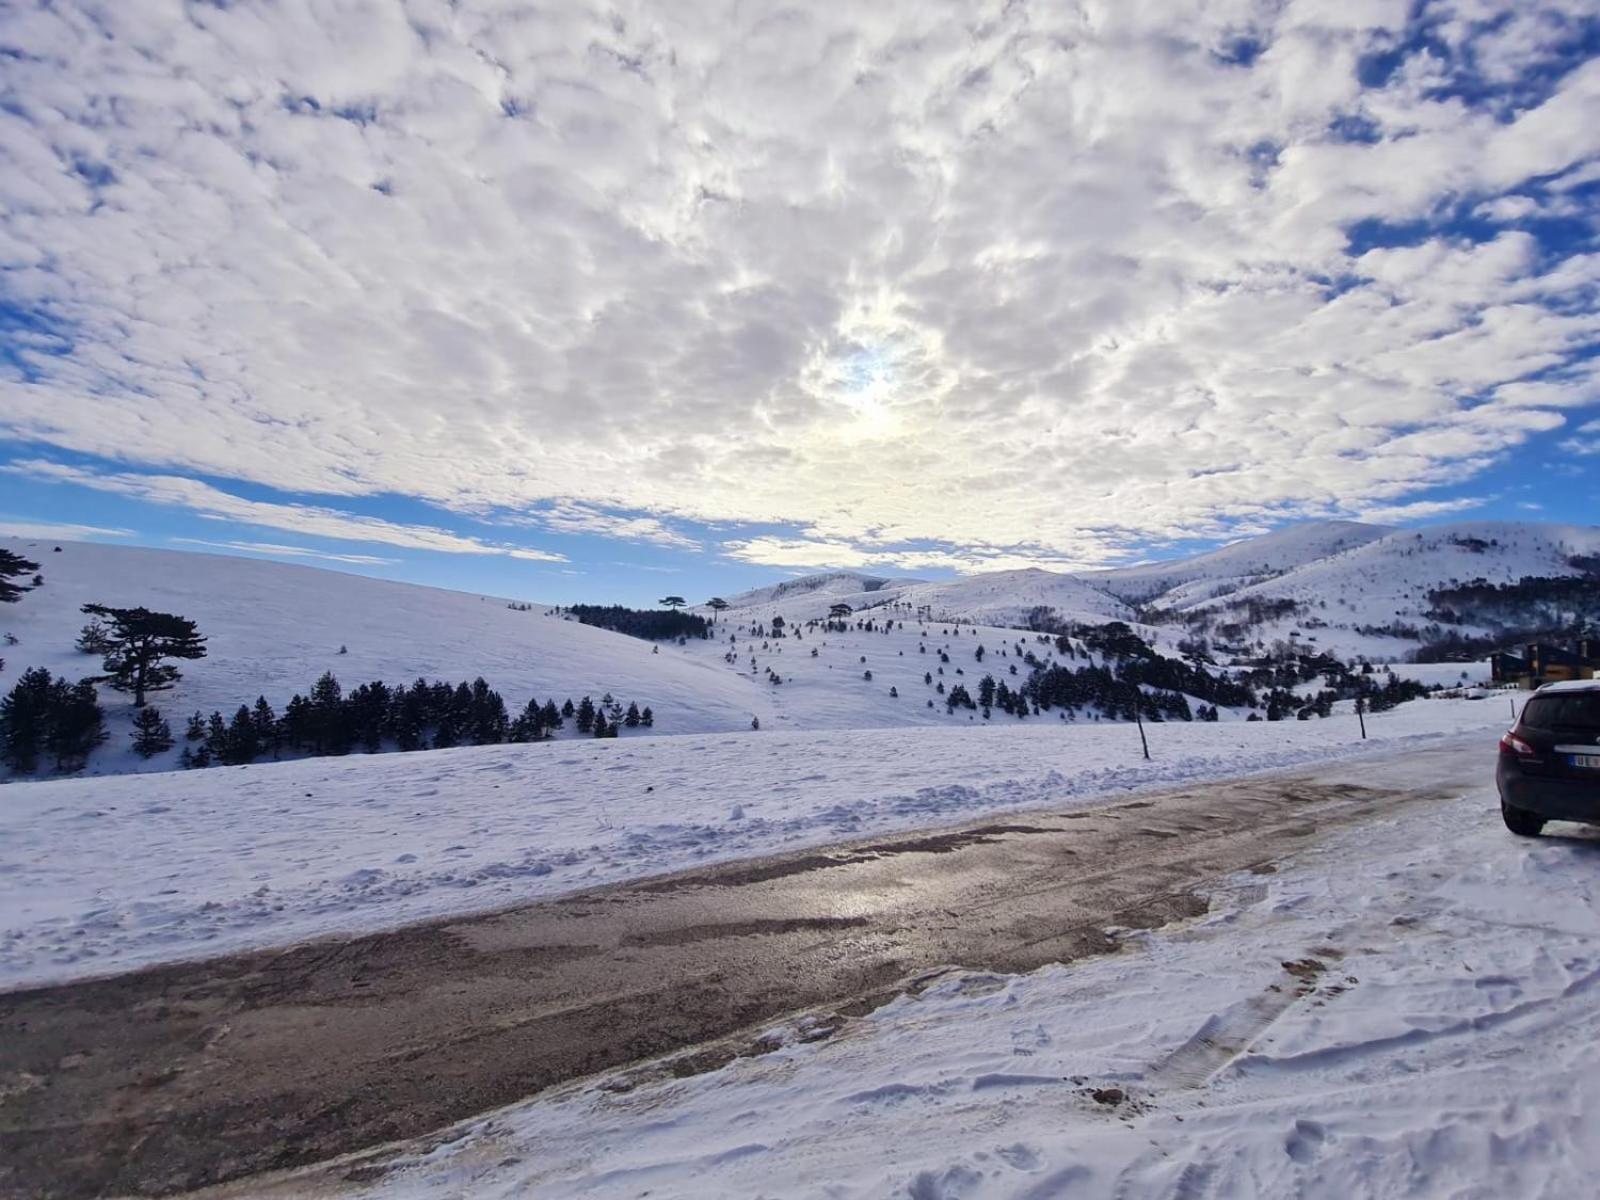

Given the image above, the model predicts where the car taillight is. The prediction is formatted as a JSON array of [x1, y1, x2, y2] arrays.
[[1499, 732, 1536, 758]]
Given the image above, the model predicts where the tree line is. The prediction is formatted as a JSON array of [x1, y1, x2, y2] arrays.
[[560, 604, 711, 641], [173, 673, 655, 768]]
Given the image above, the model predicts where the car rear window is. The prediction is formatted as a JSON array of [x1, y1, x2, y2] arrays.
[[1523, 693, 1600, 732]]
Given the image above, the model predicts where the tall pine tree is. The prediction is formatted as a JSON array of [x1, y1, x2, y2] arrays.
[[80, 603, 207, 706]]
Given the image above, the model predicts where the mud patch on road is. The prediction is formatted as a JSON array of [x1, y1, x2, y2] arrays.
[[624, 916, 869, 948]]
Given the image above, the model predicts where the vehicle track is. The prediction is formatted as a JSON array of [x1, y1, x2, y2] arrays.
[[0, 744, 1473, 1199]]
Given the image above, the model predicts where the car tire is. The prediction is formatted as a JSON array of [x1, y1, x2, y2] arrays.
[[1501, 798, 1546, 838]]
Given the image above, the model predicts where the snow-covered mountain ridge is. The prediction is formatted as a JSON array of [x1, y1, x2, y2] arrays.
[[707, 519, 1600, 661]]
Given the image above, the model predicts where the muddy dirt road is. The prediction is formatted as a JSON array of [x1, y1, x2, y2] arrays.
[[0, 741, 1480, 1198]]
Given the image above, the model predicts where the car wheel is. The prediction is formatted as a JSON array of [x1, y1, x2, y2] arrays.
[[1501, 798, 1546, 838]]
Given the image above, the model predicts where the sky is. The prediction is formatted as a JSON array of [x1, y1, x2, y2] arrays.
[[0, 0, 1597, 606]]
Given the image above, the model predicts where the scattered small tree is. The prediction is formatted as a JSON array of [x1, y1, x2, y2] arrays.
[[659, 596, 687, 610], [130, 706, 175, 758], [76, 619, 114, 654]]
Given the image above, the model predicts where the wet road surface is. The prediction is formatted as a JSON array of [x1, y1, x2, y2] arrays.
[[0, 740, 1479, 1198]]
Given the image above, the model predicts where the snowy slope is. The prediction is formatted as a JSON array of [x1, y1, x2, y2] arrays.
[[1085, 520, 1395, 606], [0, 543, 1135, 778], [1172, 521, 1600, 659], [0, 539, 766, 770], [716, 571, 909, 612], [892, 569, 1131, 628], [712, 568, 1129, 629]]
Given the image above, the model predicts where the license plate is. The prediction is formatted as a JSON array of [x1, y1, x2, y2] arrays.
[[1570, 754, 1600, 770]]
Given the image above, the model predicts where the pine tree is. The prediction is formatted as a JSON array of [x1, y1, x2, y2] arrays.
[[76, 619, 113, 655], [131, 706, 174, 758], [0, 549, 40, 604], [44, 678, 106, 772], [509, 697, 545, 742], [542, 699, 562, 729], [593, 710, 609, 738], [308, 671, 348, 754], [185, 710, 206, 741], [204, 710, 227, 760], [624, 701, 641, 728], [469, 677, 507, 745], [0, 667, 54, 772], [79, 603, 207, 706], [252, 696, 280, 756], [223, 705, 260, 764], [641, 705, 654, 728], [576, 696, 596, 733]]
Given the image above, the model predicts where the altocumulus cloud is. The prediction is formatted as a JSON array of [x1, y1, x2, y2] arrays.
[[0, 0, 1597, 570]]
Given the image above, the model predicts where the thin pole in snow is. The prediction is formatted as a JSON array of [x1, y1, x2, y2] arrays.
[[1128, 685, 1150, 760], [1356, 696, 1367, 740]]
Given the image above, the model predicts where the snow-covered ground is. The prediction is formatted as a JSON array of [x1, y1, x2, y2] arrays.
[[0, 696, 1508, 992], [206, 739, 1600, 1200]]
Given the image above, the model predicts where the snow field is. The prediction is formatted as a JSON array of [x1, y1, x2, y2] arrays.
[[0, 696, 1509, 991]]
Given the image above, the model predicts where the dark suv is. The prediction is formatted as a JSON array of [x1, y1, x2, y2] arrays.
[[1498, 681, 1600, 836]]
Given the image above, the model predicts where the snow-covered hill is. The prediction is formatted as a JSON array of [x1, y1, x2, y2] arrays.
[[0, 542, 1127, 778], [1085, 520, 1395, 606], [709, 567, 1130, 629], [707, 518, 1598, 664], [0, 539, 763, 770], [1162, 521, 1600, 660]]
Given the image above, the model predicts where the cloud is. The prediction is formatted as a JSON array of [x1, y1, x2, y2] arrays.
[[0, 519, 132, 541], [1562, 418, 1600, 456], [1353, 497, 1489, 524], [7, 461, 566, 561], [0, 0, 1596, 566], [724, 536, 1102, 574], [169, 538, 400, 566], [492, 502, 701, 550]]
